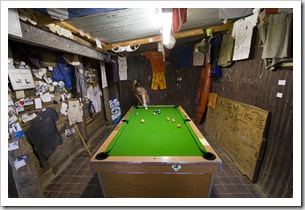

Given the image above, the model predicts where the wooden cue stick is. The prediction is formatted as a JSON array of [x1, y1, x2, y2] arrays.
[[73, 122, 93, 157], [134, 94, 145, 106]]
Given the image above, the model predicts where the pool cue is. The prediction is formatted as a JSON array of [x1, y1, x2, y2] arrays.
[[73, 122, 93, 157], [134, 94, 147, 109]]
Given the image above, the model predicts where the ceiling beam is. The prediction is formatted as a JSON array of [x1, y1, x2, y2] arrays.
[[17, 9, 103, 52], [35, 12, 62, 26], [104, 22, 233, 50], [11, 21, 106, 60]]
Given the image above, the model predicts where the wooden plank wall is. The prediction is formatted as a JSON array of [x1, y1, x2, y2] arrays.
[[8, 41, 106, 197], [209, 29, 293, 198]]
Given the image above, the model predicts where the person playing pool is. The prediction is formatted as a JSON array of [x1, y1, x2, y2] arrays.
[[132, 80, 150, 109]]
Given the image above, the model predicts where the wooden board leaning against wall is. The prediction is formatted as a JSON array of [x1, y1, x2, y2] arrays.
[[205, 95, 270, 182]]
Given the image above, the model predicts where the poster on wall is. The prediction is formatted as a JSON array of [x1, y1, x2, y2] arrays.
[[8, 69, 35, 90]]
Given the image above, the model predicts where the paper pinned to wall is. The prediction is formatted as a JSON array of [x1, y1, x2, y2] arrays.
[[278, 80, 286, 86], [14, 159, 26, 170], [34, 98, 42, 109], [8, 141, 19, 151], [95, 38, 102, 49], [60, 102, 68, 115], [8, 115, 18, 124], [15, 90, 25, 99], [40, 92, 54, 102], [232, 8, 260, 61], [276, 92, 283, 98]]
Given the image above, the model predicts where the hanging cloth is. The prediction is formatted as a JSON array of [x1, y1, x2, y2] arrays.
[[75, 63, 87, 96], [25, 108, 62, 167], [87, 84, 103, 113], [218, 28, 234, 67], [112, 42, 140, 53], [261, 13, 293, 70], [118, 56, 128, 81], [145, 51, 167, 90], [52, 54, 72, 91], [67, 100, 83, 126]]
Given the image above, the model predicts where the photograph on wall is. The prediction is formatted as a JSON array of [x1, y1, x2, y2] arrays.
[[8, 69, 35, 90]]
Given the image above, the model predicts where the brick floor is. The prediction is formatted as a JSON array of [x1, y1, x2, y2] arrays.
[[43, 124, 267, 198]]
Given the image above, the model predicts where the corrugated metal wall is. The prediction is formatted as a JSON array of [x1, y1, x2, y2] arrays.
[[108, 30, 293, 198]]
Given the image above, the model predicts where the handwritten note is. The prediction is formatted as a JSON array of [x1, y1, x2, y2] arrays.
[[232, 9, 259, 61]]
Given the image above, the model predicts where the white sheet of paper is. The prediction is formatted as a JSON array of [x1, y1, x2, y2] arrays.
[[40, 92, 54, 102], [96, 38, 102, 49], [12, 122, 22, 132], [8, 115, 18, 124], [8, 141, 19, 151], [34, 98, 42, 109], [61, 102, 68, 115], [21, 113, 36, 123], [276, 92, 283, 98], [278, 80, 286, 86], [14, 159, 26, 170], [232, 9, 259, 61]]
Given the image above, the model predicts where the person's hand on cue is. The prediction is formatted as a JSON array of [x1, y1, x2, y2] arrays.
[[143, 103, 148, 110]]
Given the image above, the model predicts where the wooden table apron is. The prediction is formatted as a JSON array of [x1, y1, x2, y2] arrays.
[[90, 105, 222, 198]]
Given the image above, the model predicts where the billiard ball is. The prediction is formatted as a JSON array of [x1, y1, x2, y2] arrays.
[[153, 112, 156, 115], [177, 124, 181, 128], [135, 112, 139, 116], [141, 119, 145, 123], [166, 117, 170, 121], [172, 118, 175, 122]]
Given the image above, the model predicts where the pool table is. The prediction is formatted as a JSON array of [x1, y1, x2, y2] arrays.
[[90, 105, 222, 198]]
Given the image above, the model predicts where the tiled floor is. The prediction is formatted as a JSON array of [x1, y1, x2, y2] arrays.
[[43, 124, 267, 198]]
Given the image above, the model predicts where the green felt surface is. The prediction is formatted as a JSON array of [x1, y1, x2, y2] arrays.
[[105, 106, 206, 156]]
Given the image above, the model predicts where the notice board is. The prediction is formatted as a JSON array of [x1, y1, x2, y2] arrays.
[[205, 96, 269, 182]]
